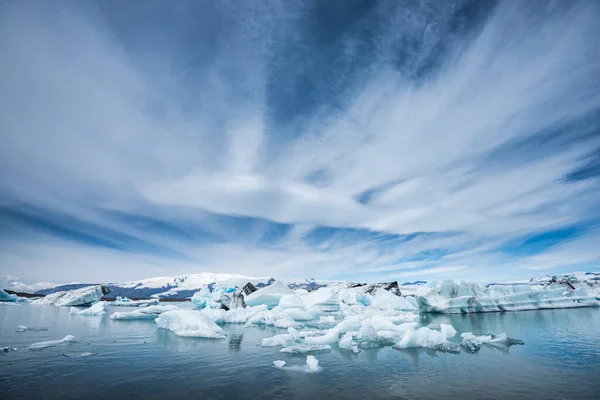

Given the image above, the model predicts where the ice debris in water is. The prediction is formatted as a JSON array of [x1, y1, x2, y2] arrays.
[[111, 297, 159, 307], [338, 333, 359, 353], [70, 302, 107, 316], [394, 324, 457, 350], [16, 325, 48, 332], [63, 352, 98, 358], [110, 305, 179, 320], [273, 360, 286, 368], [1, 347, 17, 353], [29, 335, 75, 350], [306, 355, 319, 372], [280, 344, 332, 354], [155, 310, 226, 338], [460, 332, 524, 353]]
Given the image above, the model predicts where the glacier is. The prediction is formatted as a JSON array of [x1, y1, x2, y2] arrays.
[[31, 285, 110, 307], [155, 310, 226, 338]]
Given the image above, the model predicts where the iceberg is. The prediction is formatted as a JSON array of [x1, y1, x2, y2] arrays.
[[110, 297, 159, 307], [110, 305, 179, 320], [278, 294, 305, 309], [29, 335, 75, 350], [394, 324, 457, 350], [338, 333, 359, 353], [155, 310, 226, 338], [306, 355, 319, 372], [302, 328, 340, 345], [31, 285, 110, 307], [368, 289, 418, 311], [16, 325, 48, 332], [273, 360, 286, 368], [1, 347, 17, 353], [416, 280, 600, 313], [70, 302, 107, 316], [0, 288, 21, 302], [244, 281, 295, 308], [280, 344, 332, 354], [302, 288, 339, 312], [261, 332, 296, 347]]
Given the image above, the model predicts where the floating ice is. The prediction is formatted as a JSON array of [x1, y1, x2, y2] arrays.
[[110, 305, 179, 320], [0, 288, 21, 302], [155, 310, 226, 338], [369, 289, 418, 311], [111, 297, 159, 307], [278, 294, 305, 309], [1, 347, 17, 353], [31, 285, 110, 307], [29, 335, 75, 350], [460, 332, 524, 352], [63, 352, 98, 358], [306, 355, 319, 372], [416, 280, 600, 313], [201, 305, 266, 324], [244, 281, 295, 308], [394, 324, 457, 349], [303, 328, 340, 345], [280, 344, 331, 354], [16, 325, 48, 332], [70, 302, 107, 316], [338, 333, 359, 353], [273, 360, 286, 368], [261, 332, 295, 347], [302, 288, 339, 312]]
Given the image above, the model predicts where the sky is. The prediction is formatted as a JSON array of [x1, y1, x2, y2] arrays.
[[1, 0, 600, 291]]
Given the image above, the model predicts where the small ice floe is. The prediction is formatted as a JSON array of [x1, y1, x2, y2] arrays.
[[280, 344, 331, 355], [1, 347, 17, 353], [63, 352, 98, 358], [16, 325, 48, 332], [29, 335, 75, 350], [272, 356, 320, 373], [155, 310, 226, 338], [393, 324, 458, 352], [69, 302, 107, 316], [338, 333, 360, 353], [460, 332, 524, 353], [109, 305, 179, 320]]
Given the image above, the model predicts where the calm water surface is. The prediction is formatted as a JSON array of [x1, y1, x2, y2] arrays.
[[1, 304, 599, 400]]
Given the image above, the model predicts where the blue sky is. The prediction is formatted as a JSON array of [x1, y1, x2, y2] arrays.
[[1, 0, 600, 290]]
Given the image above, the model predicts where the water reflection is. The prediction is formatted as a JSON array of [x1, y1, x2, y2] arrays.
[[228, 333, 243, 352]]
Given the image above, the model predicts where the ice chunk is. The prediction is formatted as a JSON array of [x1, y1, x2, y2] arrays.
[[278, 294, 305, 309], [31, 285, 110, 307], [306, 355, 319, 372], [416, 280, 600, 313], [155, 310, 226, 338], [201, 305, 266, 324], [111, 297, 159, 307], [1, 347, 17, 353], [287, 327, 300, 340], [0, 288, 20, 302], [261, 333, 295, 347], [110, 305, 179, 320], [369, 289, 418, 311], [273, 360, 286, 368], [69, 302, 107, 316], [282, 307, 320, 322], [303, 328, 339, 345], [244, 281, 295, 308], [280, 344, 331, 354], [302, 288, 339, 312], [460, 332, 524, 352], [29, 335, 75, 350], [338, 333, 359, 353], [394, 324, 457, 349], [16, 325, 48, 332]]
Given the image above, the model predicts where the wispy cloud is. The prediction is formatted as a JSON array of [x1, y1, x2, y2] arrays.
[[1, 0, 599, 286]]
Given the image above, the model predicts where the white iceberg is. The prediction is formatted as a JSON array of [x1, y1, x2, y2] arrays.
[[155, 310, 226, 338], [273, 360, 286, 368], [302, 288, 339, 312], [110, 305, 179, 320], [460, 332, 524, 352], [29, 335, 75, 350], [338, 333, 359, 353], [368, 289, 418, 311], [302, 328, 340, 345], [261, 332, 296, 347], [110, 296, 159, 307], [31, 285, 110, 307], [278, 294, 305, 309], [306, 355, 319, 372], [416, 280, 599, 313], [394, 323, 457, 350], [280, 344, 331, 354], [244, 281, 295, 308], [70, 302, 107, 316]]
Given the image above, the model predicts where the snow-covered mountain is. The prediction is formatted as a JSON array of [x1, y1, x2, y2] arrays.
[[35, 273, 275, 299]]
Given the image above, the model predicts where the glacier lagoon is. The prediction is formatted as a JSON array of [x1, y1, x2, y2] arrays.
[[1, 303, 599, 400]]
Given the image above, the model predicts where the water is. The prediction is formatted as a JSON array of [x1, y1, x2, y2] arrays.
[[1, 304, 599, 400]]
